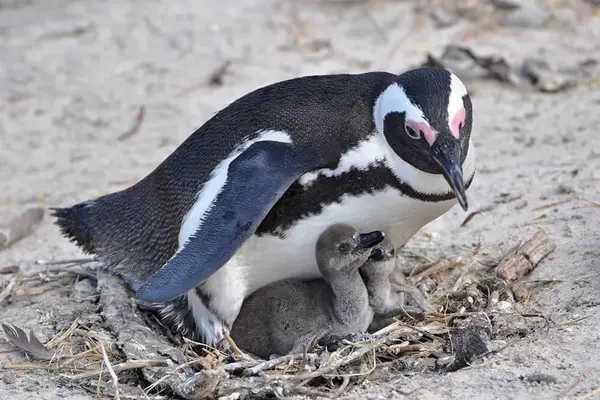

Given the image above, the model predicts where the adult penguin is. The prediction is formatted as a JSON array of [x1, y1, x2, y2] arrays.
[[53, 67, 476, 346]]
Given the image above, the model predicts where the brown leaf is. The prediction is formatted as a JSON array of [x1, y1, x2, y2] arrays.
[[2, 323, 56, 361]]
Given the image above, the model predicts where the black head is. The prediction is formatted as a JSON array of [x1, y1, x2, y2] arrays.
[[368, 236, 396, 263], [373, 67, 473, 211], [360, 236, 397, 283]]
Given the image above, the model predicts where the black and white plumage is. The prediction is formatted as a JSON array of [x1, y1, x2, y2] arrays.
[[52, 67, 476, 346]]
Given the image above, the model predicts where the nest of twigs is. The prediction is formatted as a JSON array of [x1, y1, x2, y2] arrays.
[[0, 230, 558, 399]]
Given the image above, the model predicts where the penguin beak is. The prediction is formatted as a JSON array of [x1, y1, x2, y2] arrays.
[[369, 247, 385, 261], [357, 231, 385, 249], [432, 136, 469, 211]]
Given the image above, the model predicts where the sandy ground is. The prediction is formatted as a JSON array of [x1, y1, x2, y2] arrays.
[[1, 0, 600, 399]]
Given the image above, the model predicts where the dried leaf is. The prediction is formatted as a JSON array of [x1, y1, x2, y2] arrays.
[[461, 205, 495, 227], [2, 323, 56, 361], [117, 106, 145, 141]]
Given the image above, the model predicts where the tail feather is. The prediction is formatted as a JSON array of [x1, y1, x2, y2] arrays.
[[50, 201, 98, 254], [50, 180, 181, 284]]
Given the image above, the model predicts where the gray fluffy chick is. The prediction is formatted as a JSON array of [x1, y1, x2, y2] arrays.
[[229, 223, 384, 359], [359, 236, 431, 333]]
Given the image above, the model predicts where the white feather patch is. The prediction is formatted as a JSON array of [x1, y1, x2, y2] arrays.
[[178, 129, 293, 248], [447, 72, 469, 124], [298, 134, 385, 186], [373, 82, 429, 138]]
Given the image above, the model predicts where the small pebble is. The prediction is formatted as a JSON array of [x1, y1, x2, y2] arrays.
[[435, 354, 455, 368], [494, 300, 513, 312], [430, 8, 458, 28], [492, 0, 523, 9], [3, 372, 16, 385], [499, 0, 551, 28], [555, 183, 574, 194], [521, 373, 558, 384]]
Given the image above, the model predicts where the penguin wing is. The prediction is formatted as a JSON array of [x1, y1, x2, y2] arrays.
[[134, 140, 322, 303]]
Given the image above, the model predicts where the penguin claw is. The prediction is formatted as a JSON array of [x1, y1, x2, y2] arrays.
[[317, 331, 374, 352]]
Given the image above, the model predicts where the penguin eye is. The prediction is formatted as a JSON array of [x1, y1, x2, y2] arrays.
[[404, 123, 421, 140], [338, 242, 351, 254]]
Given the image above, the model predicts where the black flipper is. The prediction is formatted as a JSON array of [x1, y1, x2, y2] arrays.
[[135, 140, 321, 303]]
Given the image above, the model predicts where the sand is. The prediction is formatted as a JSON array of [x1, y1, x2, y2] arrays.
[[1, 0, 600, 399]]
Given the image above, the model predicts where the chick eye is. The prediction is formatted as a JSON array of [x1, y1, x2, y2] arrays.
[[338, 242, 351, 254], [389, 249, 396, 256], [404, 123, 421, 140]]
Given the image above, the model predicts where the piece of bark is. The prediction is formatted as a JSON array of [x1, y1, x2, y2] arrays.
[[96, 271, 204, 400], [0, 208, 45, 251], [495, 230, 556, 282]]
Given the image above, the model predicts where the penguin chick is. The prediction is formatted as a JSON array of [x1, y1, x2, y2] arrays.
[[359, 236, 431, 318], [316, 237, 432, 352], [229, 223, 384, 359]]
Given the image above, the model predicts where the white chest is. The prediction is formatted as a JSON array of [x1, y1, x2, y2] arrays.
[[235, 187, 457, 295]]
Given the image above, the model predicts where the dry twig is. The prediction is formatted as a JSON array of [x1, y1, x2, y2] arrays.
[[0, 277, 18, 305], [222, 326, 255, 361], [271, 330, 404, 381], [557, 367, 593, 399], [577, 386, 600, 400], [117, 106, 145, 141], [99, 342, 120, 400], [242, 353, 319, 377], [66, 359, 171, 380]]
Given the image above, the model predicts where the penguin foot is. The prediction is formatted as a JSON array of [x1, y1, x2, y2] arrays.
[[317, 331, 375, 352]]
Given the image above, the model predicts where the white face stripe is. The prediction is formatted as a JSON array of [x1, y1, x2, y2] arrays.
[[447, 72, 469, 124], [177, 130, 293, 249], [373, 82, 429, 139]]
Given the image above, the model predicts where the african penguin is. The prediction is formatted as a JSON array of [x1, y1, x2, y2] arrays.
[[230, 223, 384, 359], [51, 67, 476, 347]]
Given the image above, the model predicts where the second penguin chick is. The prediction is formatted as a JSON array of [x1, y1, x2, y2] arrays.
[[230, 223, 384, 359], [359, 236, 431, 319]]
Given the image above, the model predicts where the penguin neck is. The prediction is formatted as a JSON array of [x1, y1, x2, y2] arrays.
[[360, 263, 393, 310], [325, 267, 369, 325], [380, 134, 476, 199]]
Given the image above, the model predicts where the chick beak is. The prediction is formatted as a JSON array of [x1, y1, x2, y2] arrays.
[[432, 136, 469, 211], [357, 231, 385, 249]]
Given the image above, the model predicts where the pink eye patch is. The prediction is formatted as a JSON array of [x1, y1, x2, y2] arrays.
[[405, 120, 437, 146], [450, 107, 466, 139]]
